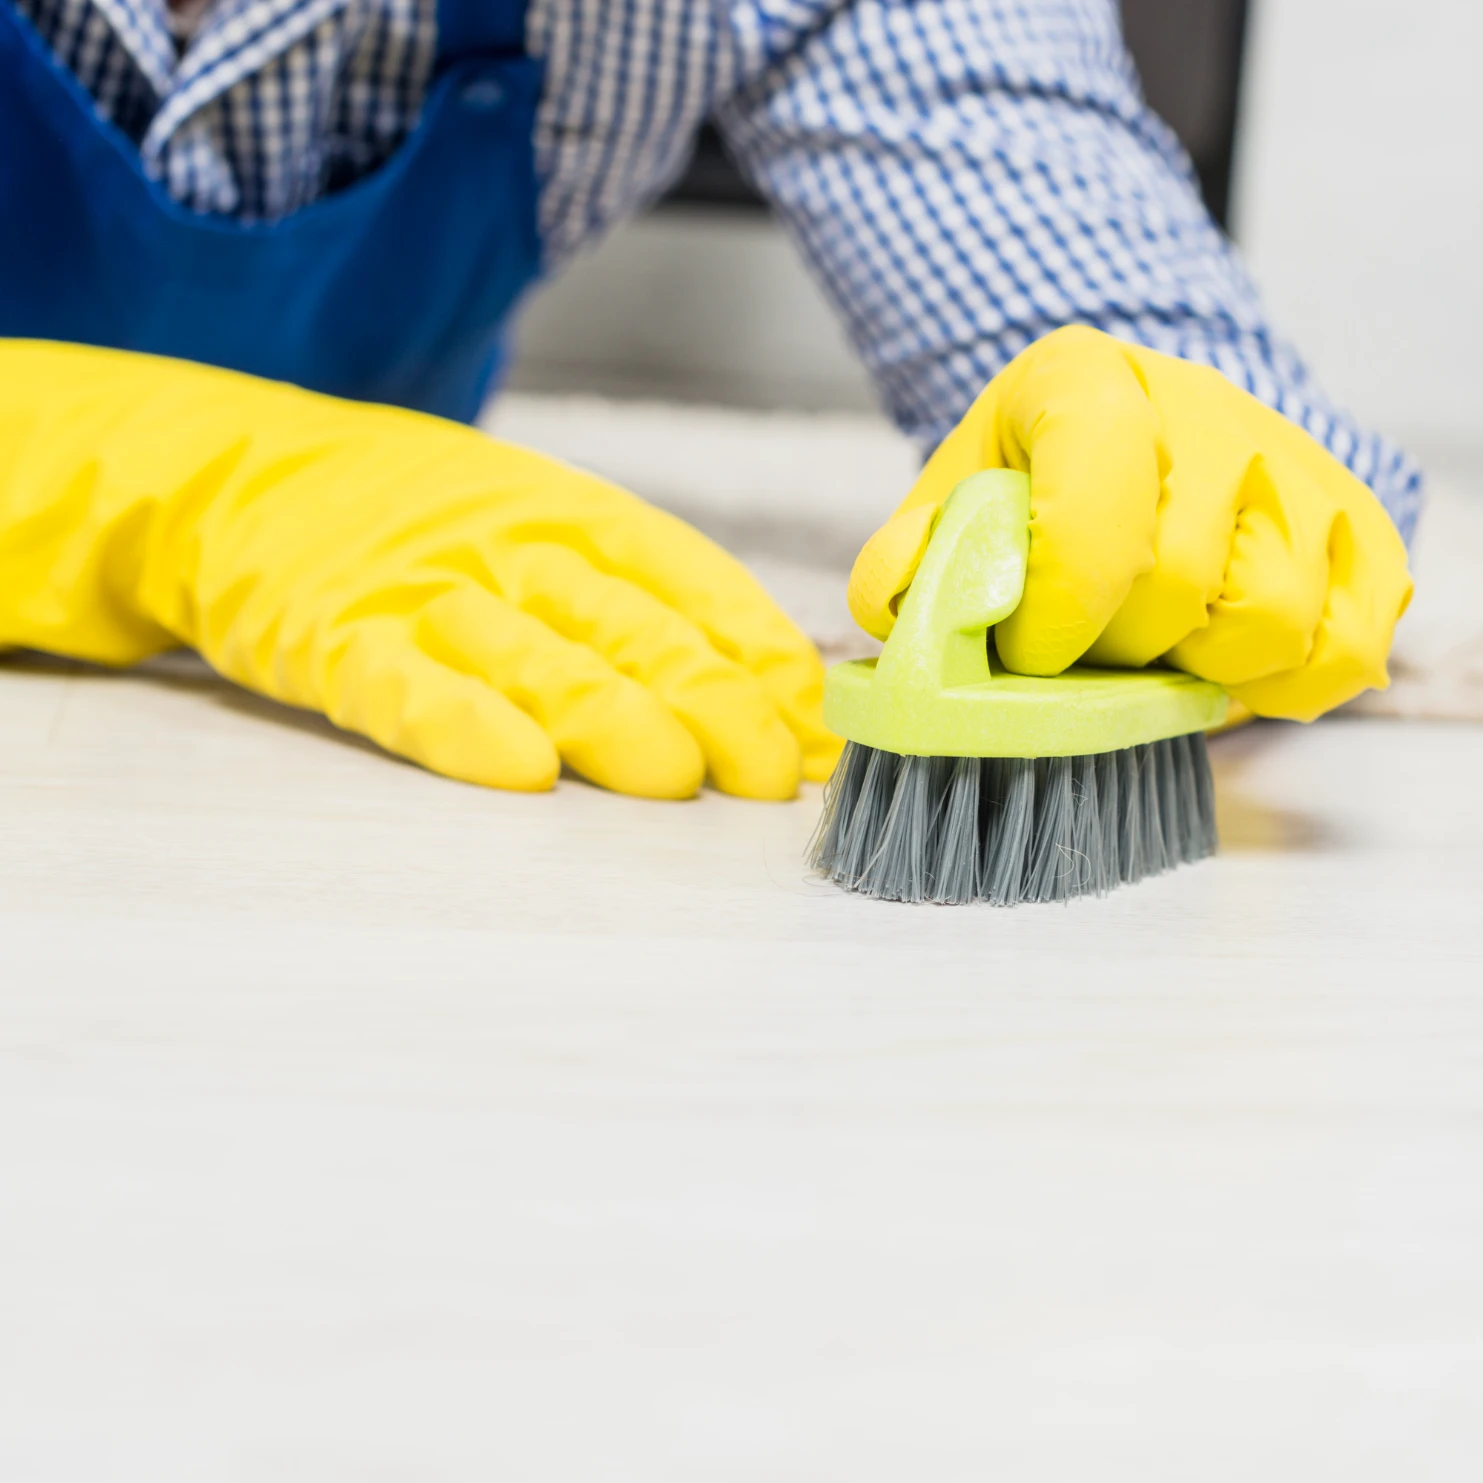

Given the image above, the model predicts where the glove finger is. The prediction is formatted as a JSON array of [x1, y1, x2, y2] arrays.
[[322, 616, 561, 791], [844, 371, 1007, 642], [1166, 452, 1333, 691], [845, 327, 1164, 670], [798, 730, 846, 784], [1222, 508, 1412, 722], [992, 327, 1166, 675], [416, 584, 707, 799], [1083, 354, 1255, 667], [847, 503, 940, 642], [523, 489, 834, 777], [496, 541, 805, 800], [765, 659, 839, 785]]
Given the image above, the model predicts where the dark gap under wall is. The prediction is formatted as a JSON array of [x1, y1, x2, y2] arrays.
[[660, 0, 1249, 230]]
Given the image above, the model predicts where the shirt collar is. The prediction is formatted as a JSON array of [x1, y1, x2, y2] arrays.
[[140, 0, 359, 154], [87, 0, 177, 98]]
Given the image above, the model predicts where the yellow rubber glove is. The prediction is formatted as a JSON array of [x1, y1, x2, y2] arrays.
[[0, 341, 839, 798], [849, 327, 1413, 722]]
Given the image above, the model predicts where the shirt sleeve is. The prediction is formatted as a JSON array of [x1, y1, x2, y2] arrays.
[[526, 0, 727, 269], [709, 0, 1423, 539]]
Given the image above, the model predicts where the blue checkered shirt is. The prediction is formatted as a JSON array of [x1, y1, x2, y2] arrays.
[[12, 0, 1422, 534]]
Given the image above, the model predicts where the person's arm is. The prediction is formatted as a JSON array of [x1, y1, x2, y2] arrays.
[[702, 0, 1414, 720], [710, 0, 1421, 541]]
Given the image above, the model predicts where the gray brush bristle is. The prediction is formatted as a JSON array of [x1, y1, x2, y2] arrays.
[[808, 734, 1218, 906]]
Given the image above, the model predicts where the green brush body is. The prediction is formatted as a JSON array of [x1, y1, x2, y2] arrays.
[[810, 471, 1227, 904]]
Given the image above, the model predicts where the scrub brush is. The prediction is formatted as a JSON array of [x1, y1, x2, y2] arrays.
[[809, 471, 1227, 905]]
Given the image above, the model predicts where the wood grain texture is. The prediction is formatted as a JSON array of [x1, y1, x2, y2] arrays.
[[2, 656, 1481, 1480]]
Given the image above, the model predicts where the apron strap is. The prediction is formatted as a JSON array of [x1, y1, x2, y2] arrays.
[[437, 0, 527, 60]]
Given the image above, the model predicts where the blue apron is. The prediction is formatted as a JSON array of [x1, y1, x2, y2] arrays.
[[0, 0, 541, 422]]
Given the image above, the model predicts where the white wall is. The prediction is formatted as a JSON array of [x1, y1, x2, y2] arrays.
[[1233, 0, 1483, 463], [510, 211, 875, 413]]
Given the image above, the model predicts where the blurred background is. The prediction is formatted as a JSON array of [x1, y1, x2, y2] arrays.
[[506, 0, 1483, 481]]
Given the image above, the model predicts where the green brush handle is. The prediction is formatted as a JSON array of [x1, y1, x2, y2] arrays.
[[872, 470, 1031, 699], [825, 471, 1228, 757]]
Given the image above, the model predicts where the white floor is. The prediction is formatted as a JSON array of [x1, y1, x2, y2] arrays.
[[2, 653, 1481, 1480]]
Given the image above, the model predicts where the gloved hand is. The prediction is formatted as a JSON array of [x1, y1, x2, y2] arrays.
[[0, 341, 838, 798], [849, 326, 1412, 721]]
